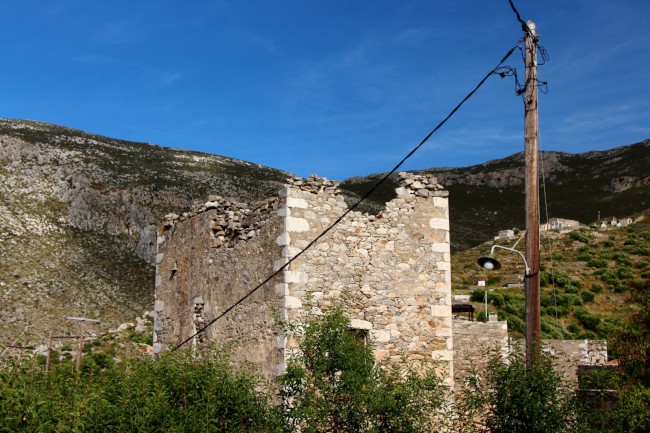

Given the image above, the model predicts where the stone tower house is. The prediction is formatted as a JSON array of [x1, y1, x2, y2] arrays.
[[153, 173, 453, 384]]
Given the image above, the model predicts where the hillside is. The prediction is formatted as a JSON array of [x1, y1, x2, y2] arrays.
[[451, 211, 650, 342], [0, 119, 290, 342], [340, 140, 650, 251], [0, 117, 648, 345]]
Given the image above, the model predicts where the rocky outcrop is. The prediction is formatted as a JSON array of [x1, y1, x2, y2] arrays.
[[0, 119, 290, 264], [604, 176, 650, 193]]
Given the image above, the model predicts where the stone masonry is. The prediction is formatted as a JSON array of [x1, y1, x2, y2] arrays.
[[154, 172, 454, 384]]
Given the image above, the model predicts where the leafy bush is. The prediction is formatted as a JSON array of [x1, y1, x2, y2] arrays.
[[486, 275, 501, 286], [544, 305, 570, 317], [613, 253, 633, 267], [575, 308, 601, 331], [490, 293, 505, 307], [470, 289, 486, 302], [0, 346, 283, 432], [564, 285, 580, 295], [279, 310, 446, 432], [541, 317, 572, 339], [457, 349, 577, 433], [570, 230, 592, 243], [617, 266, 635, 280], [591, 284, 603, 293], [540, 269, 581, 291], [567, 323, 581, 334], [587, 257, 608, 268], [498, 311, 525, 337], [581, 291, 596, 303], [599, 268, 625, 290]]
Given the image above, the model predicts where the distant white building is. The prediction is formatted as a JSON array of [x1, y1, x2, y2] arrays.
[[494, 229, 515, 240], [541, 217, 580, 232]]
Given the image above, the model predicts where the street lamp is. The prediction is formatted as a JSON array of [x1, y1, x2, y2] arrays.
[[477, 244, 530, 277], [477, 234, 540, 367]]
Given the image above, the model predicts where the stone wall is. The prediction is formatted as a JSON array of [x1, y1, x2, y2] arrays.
[[538, 339, 608, 381], [453, 319, 607, 384], [452, 319, 509, 386], [276, 172, 453, 383], [153, 195, 285, 380], [154, 172, 454, 384]]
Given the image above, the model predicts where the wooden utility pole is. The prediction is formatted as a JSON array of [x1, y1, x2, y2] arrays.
[[45, 332, 52, 373], [64, 316, 101, 372], [524, 20, 541, 367]]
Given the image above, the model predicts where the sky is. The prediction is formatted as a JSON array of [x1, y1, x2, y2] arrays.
[[1, 0, 648, 180]]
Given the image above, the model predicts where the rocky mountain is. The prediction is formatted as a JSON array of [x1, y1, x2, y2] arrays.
[[341, 140, 650, 250], [0, 119, 289, 344], [0, 118, 648, 345]]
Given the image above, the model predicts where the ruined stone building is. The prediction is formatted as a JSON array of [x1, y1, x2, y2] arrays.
[[153, 172, 606, 387], [154, 173, 455, 384]]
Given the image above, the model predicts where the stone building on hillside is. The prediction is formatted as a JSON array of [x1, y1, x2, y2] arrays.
[[153, 173, 454, 384]]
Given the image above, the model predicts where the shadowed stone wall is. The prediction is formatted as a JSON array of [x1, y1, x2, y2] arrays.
[[153, 196, 284, 380]]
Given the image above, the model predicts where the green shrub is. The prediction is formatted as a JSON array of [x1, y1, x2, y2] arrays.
[[486, 276, 501, 286], [570, 230, 592, 243], [490, 293, 505, 307], [581, 291, 596, 303], [575, 308, 601, 331], [0, 346, 283, 432], [457, 349, 577, 432], [577, 330, 598, 339], [470, 289, 486, 302], [279, 310, 447, 432], [587, 257, 608, 268], [564, 285, 580, 294], [614, 253, 633, 267], [544, 305, 570, 317], [591, 284, 603, 293], [637, 260, 649, 270], [617, 266, 635, 280], [541, 269, 582, 290], [499, 312, 525, 336], [567, 323, 581, 334], [541, 317, 572, 339]]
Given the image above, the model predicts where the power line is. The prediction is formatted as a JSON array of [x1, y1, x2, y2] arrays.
[[508, 0, 535, 36], [173, 44, 519, 351]]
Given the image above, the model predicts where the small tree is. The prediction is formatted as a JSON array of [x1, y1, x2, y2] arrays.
[[455, 348, 577, 433], [279, 310, 447, 432]]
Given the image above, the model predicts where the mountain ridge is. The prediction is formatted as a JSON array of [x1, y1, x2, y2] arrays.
[[0, 118, 648, 344]]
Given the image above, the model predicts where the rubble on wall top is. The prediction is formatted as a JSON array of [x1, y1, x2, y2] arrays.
[[396, 172, 447, 198], [286, 174, 342, 195], [161, 194, 279, 249]]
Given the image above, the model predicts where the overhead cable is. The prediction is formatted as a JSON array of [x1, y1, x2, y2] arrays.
[[508, 0, 535, 37], [173, 44, 519, 351]]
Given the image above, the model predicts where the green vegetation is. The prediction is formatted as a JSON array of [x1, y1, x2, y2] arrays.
[[279, 310, 447, 433], [0, 346, 283, 432], [2, 308, 649, 432], [457, 349, 577, 432], [452, 212, 650, 340]]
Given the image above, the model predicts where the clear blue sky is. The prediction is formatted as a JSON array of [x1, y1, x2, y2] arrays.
[[1, 0, 648, 180]]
